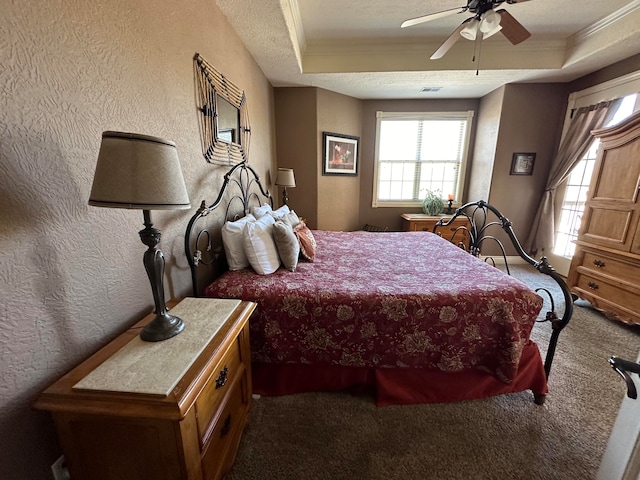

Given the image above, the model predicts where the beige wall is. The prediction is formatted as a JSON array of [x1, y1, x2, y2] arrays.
[[359, 98, 480, 231], [274, 87, 362, 231], [468, 87, 505, 203], [317, 89, 363, 231], [569, 53, 640, 93], [274, 88, 319, 226], [466, 83, 567, 256], [487, 83, 567, 252], [0, 1, 276, 478]]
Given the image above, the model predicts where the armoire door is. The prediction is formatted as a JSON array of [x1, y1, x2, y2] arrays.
[[580, 135, 640, 252]]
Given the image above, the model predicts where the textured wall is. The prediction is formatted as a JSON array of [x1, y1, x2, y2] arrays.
[[274, 88, 319, 227], [468, 87, 504, 204], [0, 0, 275, 477], [359, 98, 480, 231], [488, 83, 567, 251], [317, 88, 362, 232]]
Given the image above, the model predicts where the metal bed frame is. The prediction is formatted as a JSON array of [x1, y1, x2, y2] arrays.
[[184, 164, 573, 398]]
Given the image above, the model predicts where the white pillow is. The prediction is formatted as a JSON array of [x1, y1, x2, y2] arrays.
[[221, 214, 256, 270], [251, 204, 273, 219], [278, 210, 301, 229], [270, 205, 291, 220], [243, 214, 280, 275]]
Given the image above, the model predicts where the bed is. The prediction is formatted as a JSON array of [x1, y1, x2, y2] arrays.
[[184, 162, 572, 406]]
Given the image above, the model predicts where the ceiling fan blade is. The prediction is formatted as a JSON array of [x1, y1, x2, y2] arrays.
[[430, 17, 474, 60], [401, 6, 467, 28], [496, 9, 531, 45]]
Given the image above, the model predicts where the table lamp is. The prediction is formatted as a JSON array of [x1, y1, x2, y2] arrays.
[[275, 168, 296, 206], [89, 131, 191, 341]]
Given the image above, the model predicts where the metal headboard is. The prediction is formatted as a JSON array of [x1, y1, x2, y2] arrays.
[[434, 200, 573, 381], [184, 162, 273, 297]]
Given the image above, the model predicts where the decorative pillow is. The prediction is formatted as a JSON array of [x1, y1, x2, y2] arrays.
[[272, 221, 300, 272], [221, 214, 256, 270], [243, 214, 280, 275], [294, 221, 317, 261], [278, 210, 301, 229], [251, 203, 273, 219], [271, 204, 290, 217]]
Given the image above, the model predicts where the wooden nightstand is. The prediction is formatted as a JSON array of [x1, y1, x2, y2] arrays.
[[401, 213, 471, 249], [35, 297, 256, 480]]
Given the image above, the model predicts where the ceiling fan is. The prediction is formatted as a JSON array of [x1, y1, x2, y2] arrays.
[[401, 0, 532, 60]]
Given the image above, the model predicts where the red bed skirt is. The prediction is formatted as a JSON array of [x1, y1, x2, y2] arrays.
[[251, 341, 548, 406]]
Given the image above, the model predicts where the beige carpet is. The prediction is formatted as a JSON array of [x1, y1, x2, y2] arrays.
[[225, 265, 639, 480]]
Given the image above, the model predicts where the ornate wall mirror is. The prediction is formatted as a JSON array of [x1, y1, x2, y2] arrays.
[[194, 53, 251, 165]]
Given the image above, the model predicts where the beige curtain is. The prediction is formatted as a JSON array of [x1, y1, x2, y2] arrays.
[[525, 98, 623, 254]]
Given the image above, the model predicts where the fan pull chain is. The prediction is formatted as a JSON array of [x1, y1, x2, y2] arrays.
[[472, 32, 483, 75]]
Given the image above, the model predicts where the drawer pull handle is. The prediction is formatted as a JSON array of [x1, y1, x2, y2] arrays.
[[588, 282, 599, 290], [593, 259, 606, 268], [215, 366, 228, 389], [221, 414, 232, 438]]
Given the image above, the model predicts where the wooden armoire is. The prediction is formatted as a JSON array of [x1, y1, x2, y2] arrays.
[[568, 110, 640, 326]]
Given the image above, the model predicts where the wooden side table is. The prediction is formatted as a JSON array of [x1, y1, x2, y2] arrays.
[[34, 297, 256, 480], [401, 213, 471, 249]]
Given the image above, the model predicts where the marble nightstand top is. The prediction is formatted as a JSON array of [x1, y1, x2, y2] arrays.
[[73, 298, 242, 396]]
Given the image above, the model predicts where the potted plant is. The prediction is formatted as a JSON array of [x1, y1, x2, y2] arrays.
[[422, 189, 444, 216]]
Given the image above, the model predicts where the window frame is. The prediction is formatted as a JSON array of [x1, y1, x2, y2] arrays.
[[372, 110, 474, 208]]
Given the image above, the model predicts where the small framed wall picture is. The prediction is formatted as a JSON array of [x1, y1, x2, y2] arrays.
[[510, 152, 536, 175], [322, 132, 359, 176]]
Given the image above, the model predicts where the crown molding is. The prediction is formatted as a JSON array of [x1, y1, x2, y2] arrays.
[[568, 0, 640, 48]]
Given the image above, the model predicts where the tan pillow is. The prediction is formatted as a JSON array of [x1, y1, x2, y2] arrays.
[[272, 221, 300, 271], [294, 221, 316, 261]]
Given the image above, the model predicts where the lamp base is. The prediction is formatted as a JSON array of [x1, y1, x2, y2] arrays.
[[140, 312, 185, 342]]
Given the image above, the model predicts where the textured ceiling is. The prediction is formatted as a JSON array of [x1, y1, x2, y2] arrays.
[[216, 0, 640, 99]]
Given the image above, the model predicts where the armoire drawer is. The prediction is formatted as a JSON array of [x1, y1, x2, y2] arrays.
[[578, 251, 640, 288], [574, 272, 640, 315]]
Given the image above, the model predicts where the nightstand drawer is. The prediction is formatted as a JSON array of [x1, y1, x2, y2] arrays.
[[34, 298, 256, 480], [201, 374, 249, 480], [196, 335, 244, 443], [401, 214, 470, 248]]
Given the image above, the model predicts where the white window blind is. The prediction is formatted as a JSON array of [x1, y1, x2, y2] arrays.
[[373, 111, 473, 208]]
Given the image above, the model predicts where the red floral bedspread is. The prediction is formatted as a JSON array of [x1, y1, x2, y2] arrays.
[[205, 230, 543, 383]]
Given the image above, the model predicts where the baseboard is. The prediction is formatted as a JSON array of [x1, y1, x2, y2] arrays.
[[479, 255, 529, 266]]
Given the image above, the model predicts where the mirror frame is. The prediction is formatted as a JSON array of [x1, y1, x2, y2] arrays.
[[194, 53, 251, 165]]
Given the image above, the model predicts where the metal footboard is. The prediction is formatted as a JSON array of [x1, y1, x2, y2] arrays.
[[434, 200, 573, 380]]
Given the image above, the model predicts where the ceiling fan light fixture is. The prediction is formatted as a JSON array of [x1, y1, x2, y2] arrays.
[[460, 18, 479, 40], [479, 10, 501, 33], [482, 24, 502, 38]]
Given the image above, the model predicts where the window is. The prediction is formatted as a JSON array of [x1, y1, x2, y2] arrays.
[[554, 94, 639, 258], [554, 141, 599, 258], [373, 111, 473, 207]]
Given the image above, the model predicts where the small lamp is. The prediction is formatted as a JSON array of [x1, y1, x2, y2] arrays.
[[89, 131, 191, 342], [275, 168, 296, 206]]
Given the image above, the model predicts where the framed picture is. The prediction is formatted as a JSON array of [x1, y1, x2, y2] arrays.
[[510, 152, 536, 175], [322, 132, 359, 176]]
